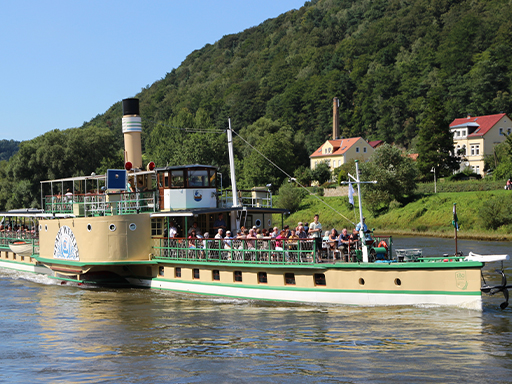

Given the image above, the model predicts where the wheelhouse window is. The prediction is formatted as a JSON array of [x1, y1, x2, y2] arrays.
[[188, 169, 209, 187], [171, 170, 184, 188], [209, 169, 216, 188]]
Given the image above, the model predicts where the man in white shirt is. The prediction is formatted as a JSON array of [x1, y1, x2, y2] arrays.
[[308, 214, 322, 260], [169, 222, 177, 238]]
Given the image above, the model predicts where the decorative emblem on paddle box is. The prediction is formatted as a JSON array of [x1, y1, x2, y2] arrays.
[[53, 225, 79, 261], [455, 271, 468, 290]]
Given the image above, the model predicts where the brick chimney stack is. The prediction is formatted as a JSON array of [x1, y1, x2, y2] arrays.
[[333, 97, 340, 140]]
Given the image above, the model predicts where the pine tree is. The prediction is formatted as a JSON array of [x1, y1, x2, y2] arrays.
[[416, 96, 459, 179]]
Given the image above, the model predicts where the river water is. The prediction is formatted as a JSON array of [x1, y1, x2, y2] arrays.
[[0, 237, 511, 383]]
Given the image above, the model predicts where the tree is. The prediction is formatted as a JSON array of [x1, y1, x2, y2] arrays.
[[360, 144, 418, 215], [312, 161, 331, 185], [416, 95, 459, 180], [276, 182, 307, 214], [293, 166, 313, 186]]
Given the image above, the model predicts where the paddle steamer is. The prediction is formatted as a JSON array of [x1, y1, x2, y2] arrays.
[[0, 98, 509, 310]]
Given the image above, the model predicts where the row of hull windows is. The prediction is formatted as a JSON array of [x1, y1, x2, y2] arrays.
[[164, 267, 327, 286]]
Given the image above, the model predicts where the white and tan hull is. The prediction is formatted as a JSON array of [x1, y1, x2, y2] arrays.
[[127, 277, 482, 309]]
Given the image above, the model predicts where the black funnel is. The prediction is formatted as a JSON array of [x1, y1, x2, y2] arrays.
[[122, 98, 139, 116]]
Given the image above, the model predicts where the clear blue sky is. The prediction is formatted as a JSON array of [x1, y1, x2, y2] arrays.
[[0, 0, 305, 141]]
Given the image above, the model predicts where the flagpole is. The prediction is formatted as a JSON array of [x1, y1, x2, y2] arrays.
[[453, 203, 458, 255]]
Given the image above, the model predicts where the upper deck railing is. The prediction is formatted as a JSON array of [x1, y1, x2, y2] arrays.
[[44, 191, 157, 217], [218, 188, 273, 209], [151, 235, 395, 265]]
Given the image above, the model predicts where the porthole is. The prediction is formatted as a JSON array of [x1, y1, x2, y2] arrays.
[[109, 224, 116, 232], [359, 278, 365, 286], [268, 219, 271, 227], [39, 224, 42, 231], [255, 219, 261, 228], [129, 223, 137, 231], [45, 225, 48, 232], [395, 278, 402, 286], [87, 224, 92, 232]]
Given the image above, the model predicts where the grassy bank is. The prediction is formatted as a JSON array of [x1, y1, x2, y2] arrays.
[[281, 189, 512, 241]]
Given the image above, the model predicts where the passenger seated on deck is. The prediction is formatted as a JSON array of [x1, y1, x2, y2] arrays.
[[328, 229, 338, 251], [188, 231, 198, 248], [338, 228, 352, 252], [297, 225, 307, 239], [349, 228, 360, 247], [275, 230, 286, 250], [188, 222, 202, 237], [223, 231, 233, 249]]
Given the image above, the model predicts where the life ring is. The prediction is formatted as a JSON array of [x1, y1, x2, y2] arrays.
[[377, 240, 388, 249]]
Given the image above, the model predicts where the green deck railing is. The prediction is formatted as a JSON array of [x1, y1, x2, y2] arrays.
[[44, 191, 157, 217], [0, 232, 39, 255], [152, 238, 318, 265]]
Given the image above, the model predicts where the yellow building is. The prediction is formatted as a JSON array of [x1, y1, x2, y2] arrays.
[[450, 113, 512, 176], [310, 137, 374, 171]]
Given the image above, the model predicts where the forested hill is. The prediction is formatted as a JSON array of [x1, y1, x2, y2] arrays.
[[0, 140, 19, 161], [86, 0, 512, 154], [2, 0, 512, 210]]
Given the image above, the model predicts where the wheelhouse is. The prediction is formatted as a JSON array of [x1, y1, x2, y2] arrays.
[[156, 165, 217, 210]]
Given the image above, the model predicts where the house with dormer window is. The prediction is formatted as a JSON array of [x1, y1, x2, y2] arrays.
[[450, 113, 512, 176], [310, 137, 374, 171]]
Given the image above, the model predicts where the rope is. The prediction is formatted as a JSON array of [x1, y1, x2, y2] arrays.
[[231, 129, 355, 226]]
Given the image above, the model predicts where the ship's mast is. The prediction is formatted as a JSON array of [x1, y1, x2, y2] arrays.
[[227, 118, 240, 231], [347, 160, 376, 263]]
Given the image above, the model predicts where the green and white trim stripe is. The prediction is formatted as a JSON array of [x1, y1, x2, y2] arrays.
[[127, 277, 483, 310]]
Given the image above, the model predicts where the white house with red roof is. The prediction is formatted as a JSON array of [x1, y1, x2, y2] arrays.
[[310, 137, 374, 171], [450, 113, 512, 176]]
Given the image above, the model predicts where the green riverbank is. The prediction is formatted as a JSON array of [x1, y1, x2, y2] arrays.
[[281, 189, 512, 241]]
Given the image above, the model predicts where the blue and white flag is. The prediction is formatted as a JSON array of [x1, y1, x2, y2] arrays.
[[452, 204, 459, 231], [348, 182, 354, 205]]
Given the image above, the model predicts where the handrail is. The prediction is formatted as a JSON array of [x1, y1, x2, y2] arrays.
[[152, 237, 316, 265], [43, 191, 157, 217]]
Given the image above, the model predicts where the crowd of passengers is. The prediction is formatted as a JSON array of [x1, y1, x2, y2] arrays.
[[0, 224, 37, 237], [165, 213, 368, 254]]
